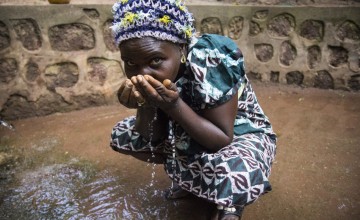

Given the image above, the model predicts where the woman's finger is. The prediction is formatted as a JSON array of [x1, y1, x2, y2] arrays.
[[134, 75, 154, 97], [117, 82, 126, 101], [144, 75, 167, 94], [140, 75, 164, 100], [163, 79, 177, 91], [133, 87, 146, 107], [144, 75, 162, 87], [118, 79, 133, 105], [131, 75, 147, 98], [145, 75, 178, 104]]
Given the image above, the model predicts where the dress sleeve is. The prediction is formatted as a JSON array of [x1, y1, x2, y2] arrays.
[[186, 34, 246, 109], [110, 116, 157, 152]]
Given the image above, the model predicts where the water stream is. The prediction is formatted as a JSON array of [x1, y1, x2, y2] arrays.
[[0, 117, 210, 219], [146, 111, 157, 188]]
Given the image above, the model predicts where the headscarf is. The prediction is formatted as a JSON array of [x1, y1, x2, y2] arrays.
[[111, 0, 195, 45]]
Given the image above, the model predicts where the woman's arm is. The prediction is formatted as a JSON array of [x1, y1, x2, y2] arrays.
[[166, 94, 238, 152], [134, 75, 238, 152], [135, 107, 169, 143], [117, 79, 169, 143]]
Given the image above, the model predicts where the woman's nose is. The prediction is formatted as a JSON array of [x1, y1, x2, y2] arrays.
[[138, 66, 153, 76]]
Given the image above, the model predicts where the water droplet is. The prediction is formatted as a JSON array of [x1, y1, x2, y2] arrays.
[[0, 119, 15, 131]]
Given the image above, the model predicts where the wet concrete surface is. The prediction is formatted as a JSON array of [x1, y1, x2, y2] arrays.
[[0, 82, 359, 219]]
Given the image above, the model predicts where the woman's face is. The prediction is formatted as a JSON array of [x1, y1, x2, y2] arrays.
[[119, 37, 183, 83]]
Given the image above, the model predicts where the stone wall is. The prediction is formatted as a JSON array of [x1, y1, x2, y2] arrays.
[[189, 6, 360, 89], [0, 4, 359, 120]]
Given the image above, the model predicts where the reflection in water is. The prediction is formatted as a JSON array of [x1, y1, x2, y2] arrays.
[[0, 161, 209, 219], [1, 163, 125, 219], [0, 137, 209, 219], [0, 162, 174, 219]]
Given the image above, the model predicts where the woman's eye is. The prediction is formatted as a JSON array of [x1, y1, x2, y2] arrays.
[[150, 58, 163, 66], [125, 61, 135, 66]]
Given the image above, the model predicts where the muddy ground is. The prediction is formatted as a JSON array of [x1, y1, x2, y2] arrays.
[[1, 82, 360, 219]]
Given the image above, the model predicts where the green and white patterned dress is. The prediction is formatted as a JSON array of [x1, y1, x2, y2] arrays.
[[110, 34, 277, 207]]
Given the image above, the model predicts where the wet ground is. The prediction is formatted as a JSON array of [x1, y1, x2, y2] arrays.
[[0, 82, 359, 220]]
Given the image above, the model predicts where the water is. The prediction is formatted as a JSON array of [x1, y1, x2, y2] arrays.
[[0, 119, 15, 131], [0, 162, 173, 219], [147, 113, 177, 197], [0, 123, 210, 220], [2, 163, 121, 219], [146, 110, 158, 188], [0, 147, 200, 220]]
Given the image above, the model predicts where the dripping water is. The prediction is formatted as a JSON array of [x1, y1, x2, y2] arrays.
[[169, 120, 177, 197], [146, 109, 158, 191]]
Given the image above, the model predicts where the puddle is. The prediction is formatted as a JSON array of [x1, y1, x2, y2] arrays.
[[0, 135, 210, 220]]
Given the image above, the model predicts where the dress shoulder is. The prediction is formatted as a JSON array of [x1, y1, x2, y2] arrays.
[[183, 34, 246, 109]]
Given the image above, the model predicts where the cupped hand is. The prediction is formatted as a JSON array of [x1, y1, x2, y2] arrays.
[[130, 75, 179, 110], [117, 79, 146, 108]]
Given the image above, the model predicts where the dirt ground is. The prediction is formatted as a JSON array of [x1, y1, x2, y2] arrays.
[[1, 82, 360, 219]]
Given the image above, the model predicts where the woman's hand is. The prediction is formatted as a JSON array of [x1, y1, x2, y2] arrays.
[[117, 79, 146, 108], [130, 75, 179, 110]]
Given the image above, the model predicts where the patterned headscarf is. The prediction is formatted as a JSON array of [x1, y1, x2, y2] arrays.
[[111, 0, 195, 45]]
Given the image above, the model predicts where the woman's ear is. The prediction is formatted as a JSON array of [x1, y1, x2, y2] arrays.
[[179, 44, 187, 54], [179, 45, 187, 64]]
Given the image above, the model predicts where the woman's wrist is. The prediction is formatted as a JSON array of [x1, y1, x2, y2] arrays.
[[135, 107, 169, 142]]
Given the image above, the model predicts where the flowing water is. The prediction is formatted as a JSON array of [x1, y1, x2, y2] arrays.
[[146, 111, 158, 188], [0, 125, 210, 220]]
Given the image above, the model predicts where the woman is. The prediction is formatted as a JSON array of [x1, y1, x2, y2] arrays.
[[110, 0, 277, 219]]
